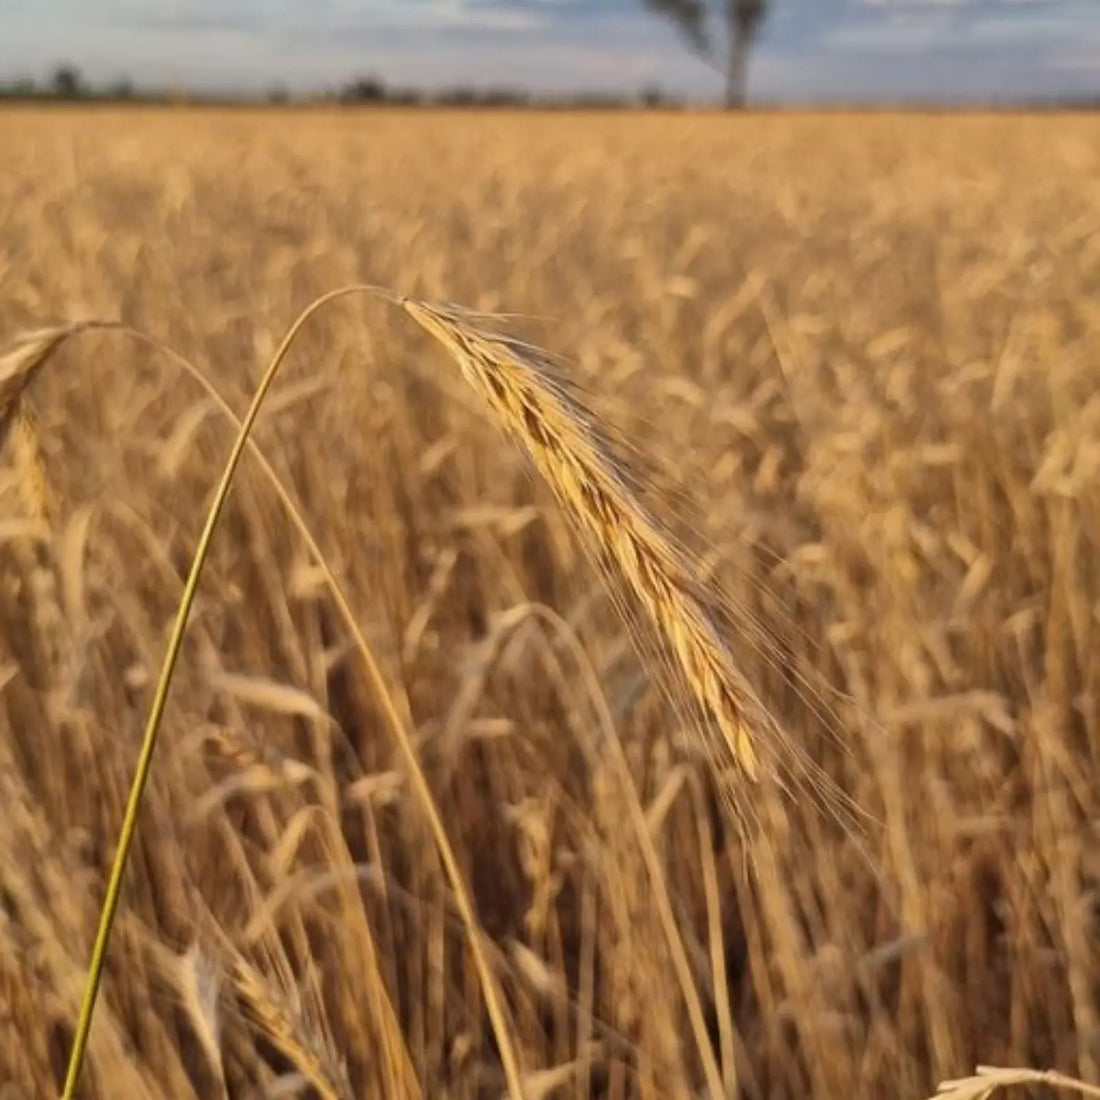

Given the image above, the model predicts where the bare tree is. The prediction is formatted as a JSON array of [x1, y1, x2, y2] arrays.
[[644, 0, 768, 107], [50, 64, 84, 99], [339, 75, 387, 104]]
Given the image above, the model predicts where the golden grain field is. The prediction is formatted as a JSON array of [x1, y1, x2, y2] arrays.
[[0, 107, 1097, 1100]]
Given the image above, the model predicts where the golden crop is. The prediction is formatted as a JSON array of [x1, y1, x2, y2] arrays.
[[0, 107, 1097, 1099]]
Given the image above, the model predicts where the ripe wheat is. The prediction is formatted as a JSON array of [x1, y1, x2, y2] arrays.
[[405, 298, 767, 780]]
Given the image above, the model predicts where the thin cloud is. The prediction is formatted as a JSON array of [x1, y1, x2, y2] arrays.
[[101, 0, 546, 35]]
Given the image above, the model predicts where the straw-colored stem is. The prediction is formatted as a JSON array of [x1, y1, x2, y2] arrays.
[[63, 287, 525, 1100]]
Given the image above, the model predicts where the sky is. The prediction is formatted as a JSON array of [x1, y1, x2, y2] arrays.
[[1, 0, 1098, 102]]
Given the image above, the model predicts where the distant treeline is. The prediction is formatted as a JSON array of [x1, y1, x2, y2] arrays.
[[0, 66, 682, 109], [333, 76, 668, 108], [0, 66, 1096, 111]]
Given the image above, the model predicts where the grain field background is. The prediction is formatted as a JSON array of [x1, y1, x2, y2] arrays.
[[0, 107, 1097, 1099]]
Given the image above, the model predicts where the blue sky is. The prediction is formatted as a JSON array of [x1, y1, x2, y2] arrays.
[[1, 0, 1097, 101]]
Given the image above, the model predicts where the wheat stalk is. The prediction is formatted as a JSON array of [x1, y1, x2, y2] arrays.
[[404, 298, 767, 780], [6, 297, 525, 1100], [12, 288, 780, 1100]]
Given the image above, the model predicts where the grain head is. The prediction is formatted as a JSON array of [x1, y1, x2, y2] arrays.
[[404, 297, 766, 781]]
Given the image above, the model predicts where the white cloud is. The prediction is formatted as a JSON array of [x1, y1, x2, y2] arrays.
[[825, 14, 957, 51], [419, 5, 547, 31], [860, 0, 970, 7], [98, 0, 546, 34], [827, 0, 1097, 53]]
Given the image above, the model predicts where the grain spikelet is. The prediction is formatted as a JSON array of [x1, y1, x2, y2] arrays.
[[404, 298, 765, 779], [521, 1057, 596, 1100], [229, 952, 352, 1100], [1, 366, 67, 686], [927, 1064, 1100, 1100], [0, 325, 81, 447], [9, 405, 52, 527], [208, 668, 331, 723], [175, 943, 226, 1086]]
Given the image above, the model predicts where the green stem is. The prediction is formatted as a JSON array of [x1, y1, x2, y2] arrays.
[[62, 287, 384, 1098]]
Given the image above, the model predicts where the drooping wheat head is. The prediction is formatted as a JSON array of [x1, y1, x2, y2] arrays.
[[404, 298, 769, 781], [228, 950, 353, 1100], [0, 327, 80, 448], [0, 329, 77, 689]]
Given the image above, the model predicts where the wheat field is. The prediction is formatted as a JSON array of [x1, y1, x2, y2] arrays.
[[0, 107, 1097, 1099]]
